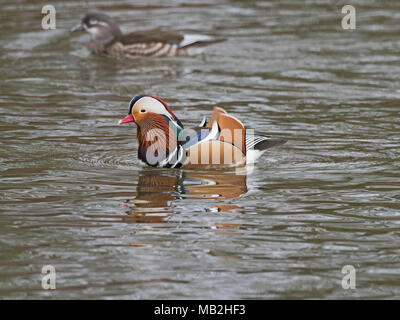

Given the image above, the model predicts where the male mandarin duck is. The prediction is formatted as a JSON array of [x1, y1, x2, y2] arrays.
[[118, 95, 287, 168], [71, 12, 224, 59]]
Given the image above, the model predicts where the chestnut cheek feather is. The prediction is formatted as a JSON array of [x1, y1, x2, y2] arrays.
[[136, 113, 177, 156]]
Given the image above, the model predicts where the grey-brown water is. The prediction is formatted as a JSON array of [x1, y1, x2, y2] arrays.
[[1, 0, 399, 299]]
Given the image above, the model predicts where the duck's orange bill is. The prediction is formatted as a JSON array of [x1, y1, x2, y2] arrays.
[[119, 114, 134, 124]]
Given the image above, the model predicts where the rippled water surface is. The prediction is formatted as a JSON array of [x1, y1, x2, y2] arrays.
[[1, 0, 400, 299]]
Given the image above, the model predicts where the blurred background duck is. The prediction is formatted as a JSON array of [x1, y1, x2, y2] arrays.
[[71, 12, 225, 59], [118, 95, 287, 168]]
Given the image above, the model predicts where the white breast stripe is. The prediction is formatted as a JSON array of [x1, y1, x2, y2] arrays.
[[171, 145, 184, 168], [159, 146, 178, 167]]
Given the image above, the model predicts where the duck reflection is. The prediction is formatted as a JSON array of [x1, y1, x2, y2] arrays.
[[122, 168, 248, 226]]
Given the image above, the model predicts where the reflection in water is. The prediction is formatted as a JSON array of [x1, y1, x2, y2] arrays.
[[123, 169, 247, 226]]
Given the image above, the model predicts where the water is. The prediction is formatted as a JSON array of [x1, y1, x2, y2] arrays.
[[1, 0, 399, 299]]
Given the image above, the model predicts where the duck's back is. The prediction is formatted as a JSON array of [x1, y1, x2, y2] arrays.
[[105, 29, 224, 58], [119, 29, 184, 45]]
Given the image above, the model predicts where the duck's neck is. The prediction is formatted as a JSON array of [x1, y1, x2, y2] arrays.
[[89, 25, 122, 52], [89, 34, 115, 54], [136, 115, 181, 167]]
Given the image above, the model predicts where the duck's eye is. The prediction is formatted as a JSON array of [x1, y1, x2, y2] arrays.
[[140, 109, 146, 113], [89, 19, 98, 25]]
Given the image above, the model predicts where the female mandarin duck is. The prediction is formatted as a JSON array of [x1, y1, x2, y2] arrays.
[[71, 12, 224, 59], [119, 95, 287, 168]]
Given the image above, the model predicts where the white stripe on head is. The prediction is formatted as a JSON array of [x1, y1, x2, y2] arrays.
[[133, 96, 175, 121], [85, 21, 111, 35]]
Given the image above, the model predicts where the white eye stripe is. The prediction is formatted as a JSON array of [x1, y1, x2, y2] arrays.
[[88, 19, 109, 27], [99, 21, 110, 27], [132, 96, 182, 128], [134, 97, 167, 115]]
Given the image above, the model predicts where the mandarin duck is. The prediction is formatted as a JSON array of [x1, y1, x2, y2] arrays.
[[71, 12, 224, 59], [118, 95, 287, 168]]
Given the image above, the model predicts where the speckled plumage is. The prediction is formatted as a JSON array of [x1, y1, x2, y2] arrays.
[[72, 12, 225, 59]]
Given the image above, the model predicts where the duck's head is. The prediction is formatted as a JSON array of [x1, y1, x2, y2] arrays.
[[71, 12, 122, 42], [119, 95, 183, 129], [119, 95, 184, 165]]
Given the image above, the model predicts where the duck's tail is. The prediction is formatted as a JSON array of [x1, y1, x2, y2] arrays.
[[245, 134, 287, 164], [179, 34, 226, 49]]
